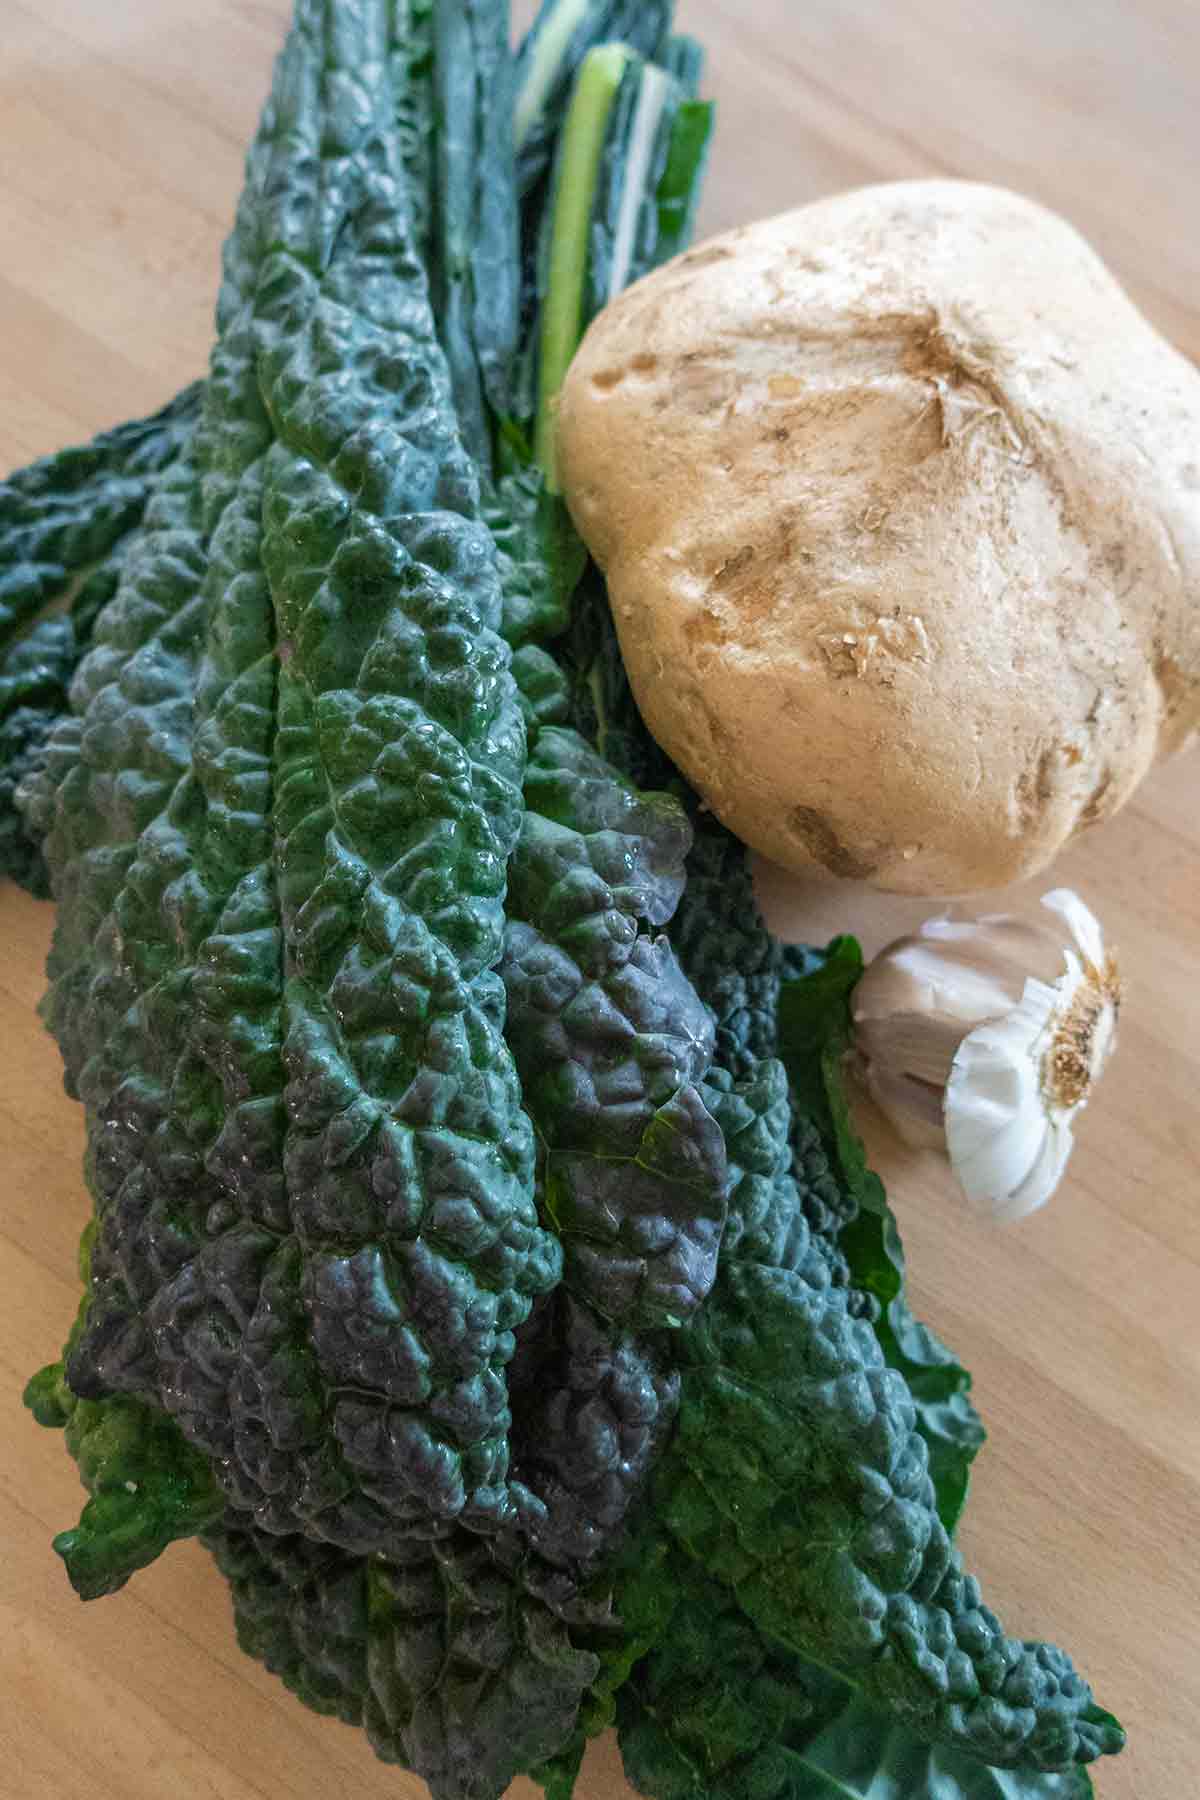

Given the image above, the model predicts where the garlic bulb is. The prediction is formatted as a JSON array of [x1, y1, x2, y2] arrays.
[[852, 890, 1121, 1222]]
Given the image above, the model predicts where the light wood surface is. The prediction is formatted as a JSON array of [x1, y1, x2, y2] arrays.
[[2, 3, 1197, 1797]]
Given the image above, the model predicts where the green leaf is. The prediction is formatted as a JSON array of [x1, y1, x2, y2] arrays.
[[653, 96, 715, 265], [23, 1361, 73, 1429], [610, 1553, 1103, 1800], [27, 1378, 224, 1601], [778, 942, 985, 1534], [0, 382, 201, 893], [487, 459, 587, 649], [839, 1199, 987, 1535], [534, 1732, 587, 1800], [788, 1693, 1097, 1799], [777, 936, 864, 1115], [432, 0, 520, 463]]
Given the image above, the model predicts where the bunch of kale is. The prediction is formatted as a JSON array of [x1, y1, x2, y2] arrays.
[[3, 4, 1121, 1797]]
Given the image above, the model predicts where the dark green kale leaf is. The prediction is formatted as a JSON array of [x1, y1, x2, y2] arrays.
[[499, 712, 720, 1571], [0, 384, 201, 892], [1, 620, 86, 896], [34, 0, 559, 1566], [205, 1519, 370, 1722], [432, 0, 520, 461], [24, 1222, 224, 1600], [551, 576, 788, 1089], [614, 1555, 848, 1800], [364, 1531, 609, 1800], [0, 382, 203, 659], [774, 1692, 1099, 1800], [630, 1036, 1121, 1775], [484, 456, 587, 649], [656, 1255, 1121, 1768], [779, 939, 986, 1534], [395, 0, 437, 280], [504, 725, 724, 1331], [613, 1556, 1099, 1800], [203, 1509, 612, 1800], [670, 818, 785, 1081], [25, 10, 684, 1794], [203, 661, 723, 1784]]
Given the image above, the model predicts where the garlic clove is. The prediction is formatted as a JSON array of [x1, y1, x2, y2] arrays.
[[864, 1062, 950, 1149], [1041, 886, 1106, 970], [945, 981, 1074, 1222], [1002, 1118, 1076, 1224]]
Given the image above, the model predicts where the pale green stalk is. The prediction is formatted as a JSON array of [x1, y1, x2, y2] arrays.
[[534, 42, 631, 486]]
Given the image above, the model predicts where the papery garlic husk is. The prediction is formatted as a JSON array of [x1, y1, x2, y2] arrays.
[[852, 889, 1121, 1221]]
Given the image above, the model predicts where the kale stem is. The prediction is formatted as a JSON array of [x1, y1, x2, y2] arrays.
[[605, 61, 673, 301], [534, 41, 631, 488], [513, 0, 591, 152]]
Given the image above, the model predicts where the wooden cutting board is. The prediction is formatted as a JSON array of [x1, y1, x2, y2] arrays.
[[2, 4, 1196, 1797]]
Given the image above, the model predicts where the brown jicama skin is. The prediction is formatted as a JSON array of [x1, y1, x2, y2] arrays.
[[557, 179, 1200, 895]]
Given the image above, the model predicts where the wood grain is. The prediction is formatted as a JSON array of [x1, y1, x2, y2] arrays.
[[1, 3, 1196, 1797]]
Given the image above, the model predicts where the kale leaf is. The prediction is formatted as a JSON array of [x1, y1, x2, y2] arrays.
[[0, 384, 201, 892], [33, 0, 561, 1559]]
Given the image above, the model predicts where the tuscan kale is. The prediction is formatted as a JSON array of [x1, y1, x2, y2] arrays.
[[7, 2, 1123, 1798], [0, 384, 201, 893]]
